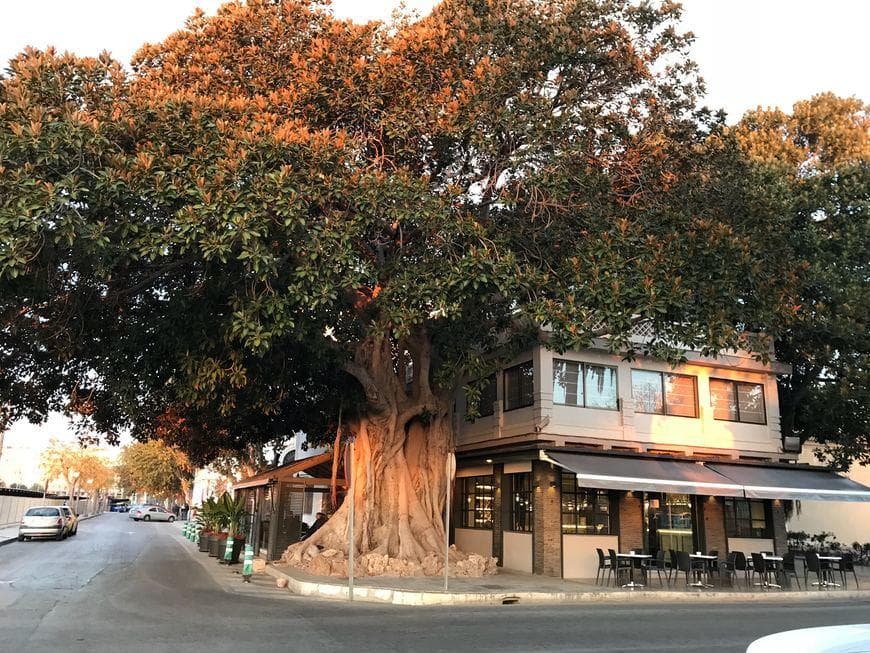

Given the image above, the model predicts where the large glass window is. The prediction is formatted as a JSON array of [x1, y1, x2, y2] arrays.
[[724, 498, 770, 538], [560, 473, 612, 534], [631, 370, 698, 418], [507, 473, 533, 532], [553, 360, 618, 410], [504, 361, 534, 411], [710, 379, 766, 424], [457, 476, 494, 529]]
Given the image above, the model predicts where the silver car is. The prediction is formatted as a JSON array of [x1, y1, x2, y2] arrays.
[[18, 506, 72, 541], [130, 505, 176, 522]]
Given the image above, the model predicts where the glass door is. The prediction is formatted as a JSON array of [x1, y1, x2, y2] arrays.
[[644, 492, 695, 554]]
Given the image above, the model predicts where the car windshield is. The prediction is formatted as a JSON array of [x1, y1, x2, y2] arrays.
[[25, 507, 60, 517]]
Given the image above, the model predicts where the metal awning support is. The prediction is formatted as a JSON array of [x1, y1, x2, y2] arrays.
[[707, 463, 870, 502], [542, 451, 745, 497]]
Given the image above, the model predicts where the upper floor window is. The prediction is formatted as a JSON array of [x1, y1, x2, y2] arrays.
[[504, 361, 534, 411], [507, 473, 534, 532], [631, 370, 698, 418], [710, 379, 766, 424], [457, 475, 494, 529], [553, 360, 618, 410], [724, 498, 770, 538]]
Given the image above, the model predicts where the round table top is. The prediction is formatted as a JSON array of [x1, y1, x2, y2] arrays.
[[616, 553, 652, 558], [817, 555, 842, 561], [689, 554, 717, 559]]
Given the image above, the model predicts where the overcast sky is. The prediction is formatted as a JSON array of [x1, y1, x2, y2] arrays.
[[0, 0, 867, 483]]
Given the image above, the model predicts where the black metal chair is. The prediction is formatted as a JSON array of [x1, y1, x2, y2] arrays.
[[723, 551, 739, 588], [707, 550, 721, 583], [781, 551, 801, 590], [668, 549, 679, 585], [645, 549, 668, 587], [675, 550, 705, 588], [733, 551, 750, 588], [833, 553, 860, 590], [751, 553, 781, 590], [804, 551, 828, 589], [608, 549, 631, 587], [595, 548, 611, 586]]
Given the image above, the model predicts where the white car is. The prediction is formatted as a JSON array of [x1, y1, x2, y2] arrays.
[[130, 505, 176, 522], [747, 624, 870, 652], [18, 506, 72, 541]]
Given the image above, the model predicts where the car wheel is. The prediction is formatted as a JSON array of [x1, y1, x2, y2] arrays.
[[56, 530, 65, 541], [143, 515, 151, 521], [17, 534, 24, 542], [168, 516, 175, 523]]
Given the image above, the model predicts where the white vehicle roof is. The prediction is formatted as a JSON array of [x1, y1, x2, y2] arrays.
[[747, 624, 870, 653]]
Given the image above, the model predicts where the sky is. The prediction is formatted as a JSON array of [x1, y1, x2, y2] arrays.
[[0, 0, 867, 484]]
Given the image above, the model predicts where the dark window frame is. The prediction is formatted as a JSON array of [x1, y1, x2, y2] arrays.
[[507, 472, 534, 533], [631, 370, 699, 418], [709, 378, 767, 425], [723, 498, 771, 538], [503, 361, 534, 411], [457, 475, 494, 530], [560, 473, 614, 535], [552, 359, 619, 411]]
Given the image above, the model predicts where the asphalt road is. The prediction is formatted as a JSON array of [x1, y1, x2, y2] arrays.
[[0, 513, 868, 653]]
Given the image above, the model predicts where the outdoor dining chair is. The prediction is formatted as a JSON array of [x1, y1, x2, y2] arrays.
[[675, 550, 705, 588], [833, 552, 860, 590], [781, 551, 801, 590], [645, 549, 668, 587], [804, 551, 827, 589], [608, 549, 631, 587], [595, 548, 612, 586], [750, 553, 781, 590]]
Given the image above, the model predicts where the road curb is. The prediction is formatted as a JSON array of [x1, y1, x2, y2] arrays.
[[263, 564, 870, 606]]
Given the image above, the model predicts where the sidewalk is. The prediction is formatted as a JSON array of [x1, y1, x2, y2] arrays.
[[263, 560, 870, 606], [0, 511, 104, 547]]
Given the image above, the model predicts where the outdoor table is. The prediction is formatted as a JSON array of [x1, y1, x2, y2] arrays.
[[760, 554, 784, 589], [816, 556, 842, 588], [689, 553, 717, 588], [616, 553, 651, 590]]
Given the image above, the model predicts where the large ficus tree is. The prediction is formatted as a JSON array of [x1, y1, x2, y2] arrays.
[[2, 0, 797, 572]]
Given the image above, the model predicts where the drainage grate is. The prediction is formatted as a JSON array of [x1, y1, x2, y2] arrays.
[[501, 595, 520, 605]]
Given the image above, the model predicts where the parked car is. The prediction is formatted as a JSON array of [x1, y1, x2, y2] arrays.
[[17, 506, 72, 541], [747, 624, 870, 652], [130, 505, 176, 522], [60, 506, 78, 536], [111, 503, 130, 512]]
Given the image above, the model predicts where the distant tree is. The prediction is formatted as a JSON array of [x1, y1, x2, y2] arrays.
[[40, 440, 112, 501], [734, 93, 869, 466], [28, 482, 43, 492], [116, 440, 193, 502]]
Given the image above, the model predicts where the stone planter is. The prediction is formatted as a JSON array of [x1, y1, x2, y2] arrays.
[[198, 532, 211, 553], [208, 534, 224, 557]]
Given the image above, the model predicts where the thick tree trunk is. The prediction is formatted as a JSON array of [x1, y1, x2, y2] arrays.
[[281, 335, 497, 578]]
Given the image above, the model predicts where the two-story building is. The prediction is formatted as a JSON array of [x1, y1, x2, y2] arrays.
[[451, 335, 870, 579]]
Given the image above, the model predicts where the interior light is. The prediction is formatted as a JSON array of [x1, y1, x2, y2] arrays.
[[485, 458, 493, 463]]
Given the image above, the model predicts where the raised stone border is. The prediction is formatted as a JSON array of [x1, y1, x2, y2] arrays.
[[264, 564, 870, 606]]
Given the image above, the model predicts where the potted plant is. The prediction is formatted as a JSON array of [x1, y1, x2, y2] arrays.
[[216, 492, 247, 564], [208, 501, 229, 557], [197, 498, 219, 553]]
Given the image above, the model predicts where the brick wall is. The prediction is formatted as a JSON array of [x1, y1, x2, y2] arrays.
[[702, 497, 727, 555], [771, 500, 788, 555], [618, 493, 643, 552], [532, 461, 561, 576]]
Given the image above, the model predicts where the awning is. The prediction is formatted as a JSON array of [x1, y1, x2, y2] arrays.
[[233, 451, 335, 490], [707, 463, 870, 502], [543, 451, 744, 497]]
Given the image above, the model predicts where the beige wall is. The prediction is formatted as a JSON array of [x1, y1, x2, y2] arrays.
[[502, 531, 533, 573], [728, 537, 774, 554], [456, 345, 784, 458], [455, 528, 493, 559], [788, 451, 870, 546], [563, 534, 619, 579]]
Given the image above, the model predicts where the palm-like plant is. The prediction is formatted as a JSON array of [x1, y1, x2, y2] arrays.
[[196, 497, 221, 534], [217, 492, 246, 539]]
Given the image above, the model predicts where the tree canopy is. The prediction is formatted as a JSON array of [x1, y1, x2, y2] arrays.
[[734, 93, 869, 467], [116, 439, 193, 500]]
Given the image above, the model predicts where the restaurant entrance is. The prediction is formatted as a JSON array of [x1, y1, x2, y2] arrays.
[[644, 492, 698, 554]]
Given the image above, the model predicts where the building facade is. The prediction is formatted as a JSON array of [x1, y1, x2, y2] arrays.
[[452, 340, 870, 578]]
